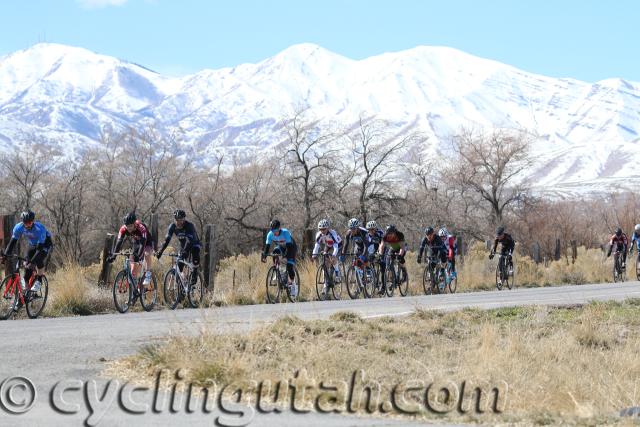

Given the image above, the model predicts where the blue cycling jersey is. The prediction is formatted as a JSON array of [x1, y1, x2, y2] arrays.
[[265, 228, 294, 247], [12, 222, 49, 247]]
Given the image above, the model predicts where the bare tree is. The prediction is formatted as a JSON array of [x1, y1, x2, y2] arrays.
[[447, 127, 534, 226], [0, 145, 56, 211], [347, 116, 425, 222]]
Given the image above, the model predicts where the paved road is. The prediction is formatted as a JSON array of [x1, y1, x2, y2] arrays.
[[1, 281, 639, 426]]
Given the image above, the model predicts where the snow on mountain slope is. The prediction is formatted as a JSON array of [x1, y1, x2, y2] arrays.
[[1, 42, 639, 192]]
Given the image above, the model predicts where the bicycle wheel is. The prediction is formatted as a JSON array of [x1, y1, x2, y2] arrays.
[[495, 261, 503, 290], [187, 271, 205, 308], [384, 264, 396, 297], [140, 273, 158, 312], [506, 260, 514, 290], [346, 266, 360, 299], [163, 268, 181, 310], [0, 276, 17, 320], [286, 266, 301, 303], [316, 265, 329, 301], [362, 266, 376, 298], [422, 265, 433, 295], [636, 254, 640, 281], [26, 276, 49, 319], [613, 255, 620, 283], [265, 266, 281, 303], [332, 268, 343, 300], [398, 266, 409, 296], [113, 270, 133, 313], [448, 268, 458, 294]]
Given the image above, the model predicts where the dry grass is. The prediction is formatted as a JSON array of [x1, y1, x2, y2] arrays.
[[45, 264, 112, 316], [107, 301, 640, 425]]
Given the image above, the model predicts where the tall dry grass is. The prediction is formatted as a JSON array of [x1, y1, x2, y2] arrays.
[[107, 301, 640, 425], [45, 264, 112, 316]]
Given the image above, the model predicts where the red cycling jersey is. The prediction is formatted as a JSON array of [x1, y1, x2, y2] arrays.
[[118, 220, 149, 244], [609, 233, 628, 248]]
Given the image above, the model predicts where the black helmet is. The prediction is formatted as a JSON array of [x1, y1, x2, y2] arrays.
[[173, 209, 186, 220], [270, 219, 281, 230], [616, 227, 623, 237], [424, 226, 434, 235], [385, 224, 397, 234], [496, 226, 505, 237], [21, 210, 35, 223], [123, 212, 137, 225]]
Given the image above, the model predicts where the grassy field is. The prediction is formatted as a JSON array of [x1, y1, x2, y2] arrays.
[[105, 300, 640, 425]]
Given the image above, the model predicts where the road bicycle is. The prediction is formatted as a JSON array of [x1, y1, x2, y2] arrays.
[[345, 255, 377, 299], [112, 250, 158, 313], [382, 250, 409, 297], [495, 253, 514, 290], [0, 255, 49, 319], [315, 251, 343, 301], [163, 253, 205, 309], [265, 253, 300, 303], [612, 250, 626, 283]]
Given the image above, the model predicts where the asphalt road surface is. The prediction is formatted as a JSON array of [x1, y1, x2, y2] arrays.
[[1, 281, 639, 426]]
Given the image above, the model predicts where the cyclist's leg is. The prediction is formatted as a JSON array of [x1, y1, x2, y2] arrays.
[[285, 245, 296, 284], [24, 247, 37, 285], [331, 245, 341, 277], [31, 249, 48, 286], [622, 244, 628, 266], [131, 242, 143, 278]]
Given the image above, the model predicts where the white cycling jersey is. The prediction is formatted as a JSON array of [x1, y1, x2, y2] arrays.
[[313, 229, 342, 257]]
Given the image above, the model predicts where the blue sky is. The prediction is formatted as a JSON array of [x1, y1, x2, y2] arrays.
[[1, 0, 639, 82]]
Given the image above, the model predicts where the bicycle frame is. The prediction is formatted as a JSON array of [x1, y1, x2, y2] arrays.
[[2, 257, 36, 307]]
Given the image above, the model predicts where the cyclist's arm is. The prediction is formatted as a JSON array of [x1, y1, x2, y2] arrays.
[[491, 238, 498, 253], [2, 237, 18, 257], [262, 231, 274, 257], [341, 232, 351, 256], [113, 226, 127, 254], [157, 224, 176, 255], [418, 237, 427, 259], [312, 233, 321, 256]]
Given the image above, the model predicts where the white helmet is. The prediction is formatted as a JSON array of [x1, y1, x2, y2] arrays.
[[438, 227, 448, 237], [318, 219, 330, 229], [348, 218, 360, 229], [366, 220, 378, 230]]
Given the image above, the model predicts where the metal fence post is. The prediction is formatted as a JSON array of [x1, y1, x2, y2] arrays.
[[203, 224, 215, 290]]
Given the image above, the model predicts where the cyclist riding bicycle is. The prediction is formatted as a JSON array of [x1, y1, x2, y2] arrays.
[[261, 219, 298, 296], [107, 212, 155, 287], [339, 218, 369, 266], [417, 226, 447, 266], [629, 224, 640, 258], [438, 226, 458, 279], [489, 226, 515, 273], [155, 209, 201, 285], [312, 219, 343, 281], [0, 210, 53, 299], [607, 227, 628, 268], [378, 224, 407, 292], [365, 220, 384, 260]]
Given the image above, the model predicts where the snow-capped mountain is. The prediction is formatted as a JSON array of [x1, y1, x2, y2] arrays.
[[1, 42, 639, 192]]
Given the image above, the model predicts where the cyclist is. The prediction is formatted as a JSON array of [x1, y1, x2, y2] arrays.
[[607, 227, 628, 268], [417, 226, 447, 266], [312, 219, 343, 282], [378, 224, 408, 293], [261, 219, 298, 296], [107, 212, 155, 287], [339, 218, 369, 267], [629, 224, 640, 262], [155, 209, 201, 285], [0, 210, 53, 300], [438, 226, 458, 279], [365, 220, 384, 261], [489, 226, 515, 273]]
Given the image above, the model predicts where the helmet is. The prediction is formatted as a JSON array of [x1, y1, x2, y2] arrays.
[[270, 219, 281, 230], [635, 224, 640, 232], [438, 227, 448, 237], [496, 226, 505, 237], [318, 219, 330, 229], [173, 209, 186, 220], [123, 212, 137, 225], [385, 224, 397, 234], [366, 220, 378, 230], [425, 226, 434, 235], [348, 218, 360, 229], [21, 210, 35, 223], [616, 227, 623, 237]]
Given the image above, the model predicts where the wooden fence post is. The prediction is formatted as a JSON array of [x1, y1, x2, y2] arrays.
[[151, 213, 159, 251], [554, 239, 561, 261], [302, 228, 315, 258], [2, 214, 17, 277], [531, 242, 541, 264], [203, 224, 215, 290], [571, 240, 578, 264], [98, 233, 116, 287]]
